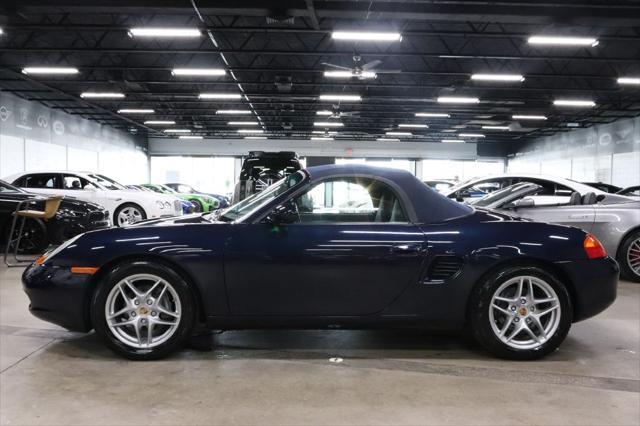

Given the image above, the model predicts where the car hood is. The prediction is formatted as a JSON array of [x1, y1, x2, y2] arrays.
[[128, 213, 215, 227]]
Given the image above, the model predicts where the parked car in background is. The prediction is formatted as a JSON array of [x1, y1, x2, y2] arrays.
[[582, 182, 622, 193], [24, 164, 618, 360], [423, 180, 456, 193], [232, 151, 302, 203], [471, 182, 640, 282], [165, 183, 230, 209], [0, 180, 109, 253], [617, 185, 640, 197], [4, 171, 182, 227], [142, 183, 217, 213]]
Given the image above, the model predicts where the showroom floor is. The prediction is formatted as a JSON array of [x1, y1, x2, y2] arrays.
[[1, 264, 638, 426]]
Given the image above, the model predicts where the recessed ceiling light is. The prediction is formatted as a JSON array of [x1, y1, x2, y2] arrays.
[[312, 131, 337, 134], [437, 97, 480, 104], [377, 138, 400, 142], [386, 131, 412, 136], [319, 94, 362, 102], [0, 28, 3, 35], [129, 28, 201, 37], [459, 133, 485, 138], [144, 120, 175, 125], [314, 122, 344, 127], [316, 111, 333, 116], [398, 124, 428, 128], [228, 121, 259, 126], [471, 73, 524, 82], [331, 31, 402, 42], [442, 139, 465, 143], [216, 109, 252, 114], [512, 115, 547, 120], [245, 136, 267, 139], [164, 129, 191, 133], [80, 92, 125, 98], [311, 137, 334, 141], [118, 109, 154, 114], [199, 93, 242, 100], [618, 77, 640, 85], [482, 126, 510, 130], [179, 135, 203, 139], [528, 35, 598, 47], [553, 99, 596, 107], [323, 71, 376, 79], [415, 112, 450, 118], [22, 67, 79, 75], [171, 68, 226, 76], [237, 129, 264, 134]]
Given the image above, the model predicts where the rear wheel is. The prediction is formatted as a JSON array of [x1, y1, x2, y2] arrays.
[[92, 261, 196, 360], [618, 230, 640, 282], [469, 266, 572, 360]]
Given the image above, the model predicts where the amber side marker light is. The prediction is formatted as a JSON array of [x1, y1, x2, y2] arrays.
[[34, 255, 46, 266], [70, 267, 99, 275], [584, 234, 607, 259]]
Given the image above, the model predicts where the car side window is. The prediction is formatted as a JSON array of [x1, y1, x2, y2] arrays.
[[292, 177, 407, 223], [63, 174, 92, 190], [22, 173, 59, 189]]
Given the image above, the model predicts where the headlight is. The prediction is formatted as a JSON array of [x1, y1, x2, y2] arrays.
[[156, 201, 165, 209], [35, 234, 82, 265]]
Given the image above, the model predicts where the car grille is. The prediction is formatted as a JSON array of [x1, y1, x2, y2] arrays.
[[423, 255, 464, 283]]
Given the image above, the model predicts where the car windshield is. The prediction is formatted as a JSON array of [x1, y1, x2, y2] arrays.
[[87, 174, 127, 190], [158, 184, 179, 194], [0, 180, 24, 193], [472, 183, 539, 207], [213, 171, 306, 222]]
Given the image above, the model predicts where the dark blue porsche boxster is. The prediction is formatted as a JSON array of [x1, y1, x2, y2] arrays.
[[23, 165, 618, 360]]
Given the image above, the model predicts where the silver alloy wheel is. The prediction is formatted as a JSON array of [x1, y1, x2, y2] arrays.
[[117, 206, 143, 226], [489, 275, 561, 350], [105, 274, 181, 349], [627, 237, 640, 277]]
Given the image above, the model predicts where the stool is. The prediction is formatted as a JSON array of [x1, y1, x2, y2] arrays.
[[4, 196, 62, 267]]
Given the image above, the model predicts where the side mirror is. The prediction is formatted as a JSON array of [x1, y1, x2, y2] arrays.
[[264, 202, 299, 225]]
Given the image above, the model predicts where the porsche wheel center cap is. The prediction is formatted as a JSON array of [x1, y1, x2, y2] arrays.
[[518, 307, 528, 316], [138, 306, 150, 316]]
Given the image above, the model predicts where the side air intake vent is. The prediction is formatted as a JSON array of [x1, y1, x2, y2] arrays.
[[423, 256, 464, 283]]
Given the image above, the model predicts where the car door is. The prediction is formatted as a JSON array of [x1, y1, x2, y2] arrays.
[[223, 176, 427, 316], [61, 173, 102, 205]]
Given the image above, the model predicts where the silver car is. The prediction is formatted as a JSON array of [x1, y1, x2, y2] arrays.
[[471, 182, 640, 282]]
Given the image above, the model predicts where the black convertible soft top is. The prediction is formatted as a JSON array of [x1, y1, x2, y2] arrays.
[[306, 164, 472, 224]]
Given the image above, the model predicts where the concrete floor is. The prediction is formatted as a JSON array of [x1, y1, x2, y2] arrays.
[[0, 264, 638, 426]]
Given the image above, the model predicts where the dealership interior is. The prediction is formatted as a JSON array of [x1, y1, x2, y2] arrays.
[[0, 1, 639, 425]]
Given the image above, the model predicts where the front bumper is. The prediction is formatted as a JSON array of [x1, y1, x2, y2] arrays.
[[22, 263, 94, 332], [559, 256, 619, 322]]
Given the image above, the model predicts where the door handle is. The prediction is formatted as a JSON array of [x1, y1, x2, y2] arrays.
[[391, 243, 424, 254]]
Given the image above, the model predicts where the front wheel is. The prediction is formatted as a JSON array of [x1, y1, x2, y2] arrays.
[[114, 203, 146, 227], [618, 230, 640, 282], [469, 266, 573, 360], [190, 199, 203, 213], [92, 261, 196, 360]]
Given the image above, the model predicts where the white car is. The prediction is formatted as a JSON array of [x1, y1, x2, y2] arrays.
[[3, 171, 183, 227]]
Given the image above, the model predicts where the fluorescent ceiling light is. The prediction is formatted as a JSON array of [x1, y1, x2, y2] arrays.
[[129, 28, 201, 37], [442, 139, 464, 143], [237, 129, 264, 134], [324, 70, 376, 79], [311, 137, 334, 141], [618, 77, 640, 85], [471, 73, 524, 82], [171, 68, 225, 76], [245, 136, 267, 139], [437, 97, 479, 104], [528, 36, 598, 47], [386, 131, 411, 136], [459, 133, 485, 138], [312, 131, 337, 134], [80, 92, 125, 98], [179, 135, 203, 139], [512, 114, 547, 120], [553, 99, 596, 107], [415, 112, 450, 118], [314, 122, 344, 127], [319, 94, 362, 102], [216, 109, 251, 114], [144, 120, 175, 125], [377, 138, 400, 142], [398, 124, 428, 128], [316, 111, 333, 116], [228, 121, 259, 126], [332, 31, 402, 42], [22, 67, 79, 75], [118, 109, 154, 114], [164, 129, 191, 133], [482, 126, 510, 130], [199, 93, 242, 100], [0, 28, 3, 35]]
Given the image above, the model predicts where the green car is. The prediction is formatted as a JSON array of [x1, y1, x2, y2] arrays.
[[141, 184, 219, 212]]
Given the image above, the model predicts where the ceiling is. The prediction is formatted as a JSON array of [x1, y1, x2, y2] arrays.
[[1, 0, 639, 148]]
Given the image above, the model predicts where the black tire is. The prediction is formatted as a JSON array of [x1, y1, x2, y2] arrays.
[[91, 261, 197, 360], [113, 203, 147, 227], [618, 230, 640, 282], [190, 199, 203, 213], [4, 217, 49, 254], [468, 266, 573, 360]]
